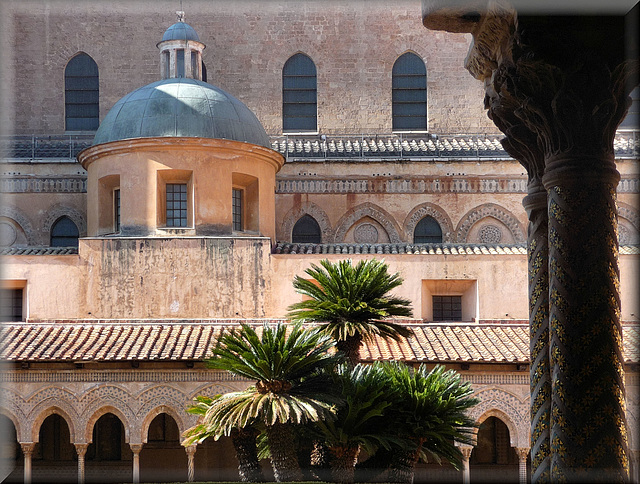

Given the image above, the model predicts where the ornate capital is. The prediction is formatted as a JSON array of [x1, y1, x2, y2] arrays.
[[20, 442, 36, 455], [75, 443, 89, 457], [515, 447, 530, 460], [185, 444, 197, 456], [459, 445, 474, 459], [130, 443, 144, 454]]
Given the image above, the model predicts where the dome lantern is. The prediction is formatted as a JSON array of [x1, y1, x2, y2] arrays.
[[157, 11, 205, 80]]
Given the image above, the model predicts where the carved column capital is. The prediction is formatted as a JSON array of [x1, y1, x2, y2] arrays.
[[74, 443, 89, 456], [20, 442, 36, 455], [129, 443, 144, 454], [185, 444, 197, 456], [459, 445, 474, 459], [515, 447, 530, 460]]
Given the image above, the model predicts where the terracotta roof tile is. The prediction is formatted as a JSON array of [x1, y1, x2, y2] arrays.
[[0, 321, 637, 365]]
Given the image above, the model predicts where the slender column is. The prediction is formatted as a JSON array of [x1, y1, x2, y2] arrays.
[[460, 446, 473, 484], [130, 443, 143, 484], [185, 49, 193, 78], [75, 443, 89, 484], [515, 448, 530, 484], [185, 445, 197, 482], [631, 450, 640, 484], [20, 443, 35, 484]]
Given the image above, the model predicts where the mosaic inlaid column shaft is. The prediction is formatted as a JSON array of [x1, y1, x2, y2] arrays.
[[543, 158, 628, 482], [523, 182, 551, 483]]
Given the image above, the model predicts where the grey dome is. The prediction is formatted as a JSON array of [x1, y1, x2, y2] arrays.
[[93, 78, 270, 148], [161, 22, 200, 42]]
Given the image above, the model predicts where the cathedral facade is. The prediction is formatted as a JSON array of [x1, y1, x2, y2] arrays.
[[0, 2, 638, 483]]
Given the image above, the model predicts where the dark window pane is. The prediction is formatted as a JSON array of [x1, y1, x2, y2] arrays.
[[177, 49, 185, 78], [0, 289, 23, 322], [414, 216, 442, 243], [392, 53, 427, 131], [65, 53, 99, 131], [393, 115, 427, 131], [50, 217, 79, 248], [166, 184, 188, 227], [232, 188, 243, 231], [432, 295, 462, 321], [292, 215, 321, 243], [283, 53, 317, 132]]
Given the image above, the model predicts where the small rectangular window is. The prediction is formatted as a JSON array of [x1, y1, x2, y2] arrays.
[[432, 295, 462, 321], [232, 188, 243, 231], [114, 189, 121, 233], [1, 289, 23, 322], [166, 183, 188, 227]]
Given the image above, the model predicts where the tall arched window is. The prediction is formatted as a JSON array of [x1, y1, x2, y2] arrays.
[[283, 54, 317, 132], [292, 214, 321, 243], [392, 52, 427, 131], [413, 216, 442, 243], [65, 53, 99, 131], [50, 216, 79, 248]]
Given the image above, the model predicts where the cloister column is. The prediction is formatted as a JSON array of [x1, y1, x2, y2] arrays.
[[20, 442, 35, 484], [422, 2, 636, 482], [516, 447, 530, 484], [130, 443, 143, 484], [460, 445, 473, 484], [185, 444, 197, 482], [631, 450, 640, 484], [75, 443, 89, 484]]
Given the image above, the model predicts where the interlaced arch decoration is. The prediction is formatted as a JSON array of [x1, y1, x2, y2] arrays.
[[83, 406, 131, 444], [43, 205, 87, 237], [403, 202, 454, 242], [333, 202, 402, 243], [30, 405, 78, 443], [470, 388, 529, 448], [617, 202, 639, 244], [0, 408, 23, 443], [280, 202, 333, 243], [455, 203, 526, 243], [140, 405, 187, 444], [0, 206, 36, 245]]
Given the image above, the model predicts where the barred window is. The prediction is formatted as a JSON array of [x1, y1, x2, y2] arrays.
[[392, 52, 427, 131], [166, 184, 188, 227], [292, 215, 321, 243], [432, 295, 462, 321], [114, 189, 121, 233], [232, 188, 243, 231], [283, 54, 317, 132], [414, 216, 442, 243], [50, 216, 79, 248], [65, 53, 99, 131]]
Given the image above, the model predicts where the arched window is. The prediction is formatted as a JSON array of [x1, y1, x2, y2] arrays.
[[471, 417, 518, 465], [65, 53, 99, 131], [50, 216, 79, 248], [283, 54, 317, 132], [292, 215, 321, 243], [413, 216, 442, 243], [392, 52, 427, 131], [202, 62, 208, 83]]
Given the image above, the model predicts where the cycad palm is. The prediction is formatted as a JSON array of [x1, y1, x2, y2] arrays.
[[287, 259, 413, 364], [195, 323, 341, 482], [383, 363, 479, 483]]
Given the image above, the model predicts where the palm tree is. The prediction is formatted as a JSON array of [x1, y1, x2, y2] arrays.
[[314, 362, 400, 484], [383, 363, 479, 483], [199, 323, 341, 482], [287, 258, 413, 365], [183, 395, 264, 482]]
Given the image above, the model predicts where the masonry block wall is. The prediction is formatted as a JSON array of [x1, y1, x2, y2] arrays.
[[5, 0, 496, 136]]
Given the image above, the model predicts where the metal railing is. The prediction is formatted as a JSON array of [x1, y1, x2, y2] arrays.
[[1, 130, 638, 161]]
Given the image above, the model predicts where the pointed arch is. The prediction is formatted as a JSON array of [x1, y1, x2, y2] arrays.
[[31, 406, 77, 444], [0, 206, 36, 245], [84, 406, 131, 444], [283, 52, 317, 132], [0, 408, 23, 443], [65, 52, 99, 131], [392, 51, 427, 131], [43, 205, 86, 237], [470, 388, 529, 448], [140, 406, 187, 444], [617, 202, 640, 245], [403, 202, 454, 242], [455, 203, 526, 243], [280, 202, 332, 243], [333, 202, 402, 243]]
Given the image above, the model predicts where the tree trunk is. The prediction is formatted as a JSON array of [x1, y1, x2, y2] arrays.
[[265, 423, 303, 482], [336, 334, 363, 366], [388, 448, 419, 484], [309, 439, 331, 482], [231, 427, 264, 482], [329, 444, 360, 484]]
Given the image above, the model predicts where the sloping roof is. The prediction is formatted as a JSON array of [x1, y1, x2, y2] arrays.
[[0, 247, 78, 256], [273, 243, 529, 255], [0, 321, 637, 364]]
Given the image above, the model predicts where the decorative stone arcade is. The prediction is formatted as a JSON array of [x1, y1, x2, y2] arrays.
[[422, 2, 638, 482]]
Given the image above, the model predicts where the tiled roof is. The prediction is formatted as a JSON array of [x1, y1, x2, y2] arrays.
[[273, 243, 528, 255], [0, 321, 637, 364], [0, 247, 78, 256]]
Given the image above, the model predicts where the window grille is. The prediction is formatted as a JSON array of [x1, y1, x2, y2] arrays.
[[432, 295, 462, 321], [232, 189, 243, 231], [65, 53, 99, 131], [50, 216, 79, 247], [392, 52, 427, 131], [283, 54, 317, 132], [414, 216, 442, 243], [0, 289, 23, 322], [292, 214, 321, 243], [114, 189, 121, 232], [166, 184, 188, 227]]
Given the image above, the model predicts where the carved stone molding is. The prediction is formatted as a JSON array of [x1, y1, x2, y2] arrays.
[[333, 202, 402, 243], [470, 387, 529, 448], [42, 204, 87, 237], [403, 202, 454, 242], [280, 202, 333, 243], [0, 205, 36, 245], [455, 203, 525, 243]]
